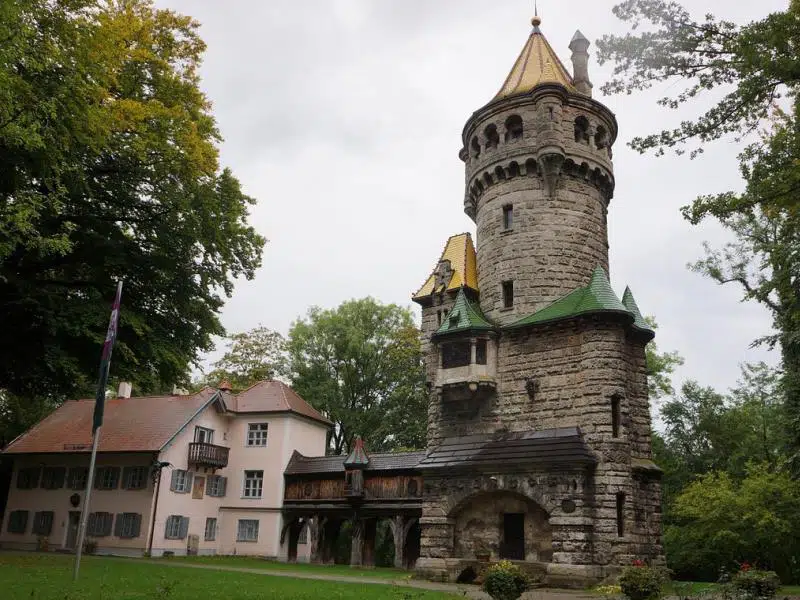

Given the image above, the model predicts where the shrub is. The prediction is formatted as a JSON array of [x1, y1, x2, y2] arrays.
[[618, 563, 668, 600], [483, 560, 529, 600], [732, 567, 780, 600]]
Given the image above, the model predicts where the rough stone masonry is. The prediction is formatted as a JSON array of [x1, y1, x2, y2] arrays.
[[411, 15, 664, 586]]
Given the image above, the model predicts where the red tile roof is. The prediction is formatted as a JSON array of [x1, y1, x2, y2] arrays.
[[4, 388, 219, 454], [227, 380, 332, 425], [3, 381, 330, 455]]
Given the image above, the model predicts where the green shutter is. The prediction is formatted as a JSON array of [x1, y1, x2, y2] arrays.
[[178, 517, 189, 540], [114, 514, 124, 537], [132, 514, 142, 538], [170, 470, 179, 491]]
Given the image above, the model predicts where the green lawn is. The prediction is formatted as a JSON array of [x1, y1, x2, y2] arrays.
[[0, 553, 461, 600], [151, 554, 408, 580], [665, 581, 800, 597]]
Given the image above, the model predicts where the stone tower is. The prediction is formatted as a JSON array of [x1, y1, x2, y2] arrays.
[[412, 15, 663, 586]]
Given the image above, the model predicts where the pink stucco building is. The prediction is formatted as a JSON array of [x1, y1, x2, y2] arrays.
[[0, 381, 330, 558]]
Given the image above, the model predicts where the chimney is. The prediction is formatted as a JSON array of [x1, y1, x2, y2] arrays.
[[118, 381, 132, 399], [218, 379, 232, 392], [569, 30, 592, 97]]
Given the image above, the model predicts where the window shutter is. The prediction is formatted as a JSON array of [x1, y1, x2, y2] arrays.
[[109, 467, 120, 489], [219, 476, 227, 497], [164, 516, 173, 539], [121, 467, 132, 489], [53, 467, 66, 489], [132, 514, 142, 538], [178, 517, 189, 540], [170, 470, 179, 491], [103, 513, 113, 536], [87, 513, 97, 536], [185, 471, 194, 492], [114, 514, 124, 537]]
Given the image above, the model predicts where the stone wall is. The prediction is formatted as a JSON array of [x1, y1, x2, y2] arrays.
[[452, 490, 552, 562], [417, 468, 602, 585], [462, 91, 615, 324]]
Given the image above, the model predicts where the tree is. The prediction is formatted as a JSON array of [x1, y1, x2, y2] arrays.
[[596, 1, 800, 157], [0, 0, 265, 401], [204, 326, 288, 392], [598, 1, 800, 470], [287, 298, 427, 455], [664, 464, 800, 582], [644, 316, 684, 401]]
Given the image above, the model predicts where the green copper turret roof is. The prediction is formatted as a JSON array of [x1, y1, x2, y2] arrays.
[[507, 267, 632, 329], [434, 287, 495, 337], [622, 286, 655, 338]]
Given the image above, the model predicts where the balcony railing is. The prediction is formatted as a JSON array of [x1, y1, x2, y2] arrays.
[[188, 442, 229, 469]]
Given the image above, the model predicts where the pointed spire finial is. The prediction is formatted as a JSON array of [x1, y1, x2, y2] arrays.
[[531, 1, 541, 28]]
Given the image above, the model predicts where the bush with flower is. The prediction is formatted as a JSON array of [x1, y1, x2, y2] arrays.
[[731, 562, 780, 600], [482, 560, 530, 600], [618, 560, 669, 600]]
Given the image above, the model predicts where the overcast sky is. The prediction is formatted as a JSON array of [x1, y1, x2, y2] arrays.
[[158, 0, 785, 396]]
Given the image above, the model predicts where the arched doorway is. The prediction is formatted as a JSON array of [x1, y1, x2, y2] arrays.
[[451, 491, 552, 562]]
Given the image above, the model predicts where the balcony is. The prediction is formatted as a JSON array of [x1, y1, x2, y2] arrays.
[[188, 442, 229, 469]]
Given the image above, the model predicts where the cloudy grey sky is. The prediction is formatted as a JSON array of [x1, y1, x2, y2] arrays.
[[158, 0, 784, 396]]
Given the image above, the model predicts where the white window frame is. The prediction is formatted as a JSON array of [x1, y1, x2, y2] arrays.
[[164, 515, 182, 539], [207, 475, 226, 497], [246, 423, 268, 447], [243, 470, 263, 499], [97, 467, 118, 490], [69, 467, 88, 490], [236, 519, 259, 542], [204, 517, 217, 541], [173, 469, 190, 493], [194, 426, 214, 444], [118, 513, 138, 538], [125, 467, 148, 490]]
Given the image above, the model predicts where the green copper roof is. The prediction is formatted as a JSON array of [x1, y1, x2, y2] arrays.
[[344, 437, 370, 468], [434, 287, 495, 337], [507, 267, 632, 329], [622, 286, 655, 337]]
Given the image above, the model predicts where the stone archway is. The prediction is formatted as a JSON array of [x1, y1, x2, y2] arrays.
[[450, 490, 552, 562]]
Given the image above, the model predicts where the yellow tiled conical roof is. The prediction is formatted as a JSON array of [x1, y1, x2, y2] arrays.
[[493, 16, 575, 101], [413, 233, 478, 301]]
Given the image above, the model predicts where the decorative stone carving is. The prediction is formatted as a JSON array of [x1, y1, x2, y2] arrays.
[[525, 377, 539, 399]]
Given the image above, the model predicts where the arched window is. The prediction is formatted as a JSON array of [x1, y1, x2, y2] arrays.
[[504, 115, 523, 142], [595, 125, 609, 150], [494, 166, 506, 181], [484, 124, 500, 150], [574, 116, 590, 144], [471, 136, 481, 159]]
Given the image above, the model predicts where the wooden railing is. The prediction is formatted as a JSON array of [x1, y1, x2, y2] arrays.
[[188, 442, 229, 468]]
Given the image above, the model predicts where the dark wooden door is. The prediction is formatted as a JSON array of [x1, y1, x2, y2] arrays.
[[501, 513, 525, 560]]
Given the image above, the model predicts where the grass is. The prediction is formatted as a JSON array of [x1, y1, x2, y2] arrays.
[[0, 553, 462, 600], [151, 554, 408, 580], [591, 580, 800, 597]]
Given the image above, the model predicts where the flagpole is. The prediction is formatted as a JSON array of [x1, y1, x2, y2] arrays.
[[73, 280, 123, 582]]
